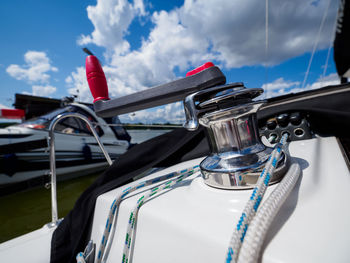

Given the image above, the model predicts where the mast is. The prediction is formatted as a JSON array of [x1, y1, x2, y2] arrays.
[[334, 0, 350, 83]]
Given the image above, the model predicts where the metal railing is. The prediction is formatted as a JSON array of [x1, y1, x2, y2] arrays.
[[47, 112, 113, 227]]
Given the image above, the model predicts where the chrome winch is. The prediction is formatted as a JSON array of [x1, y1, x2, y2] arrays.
[[183, 83, 288, 189], [86, 54, 288, 189]]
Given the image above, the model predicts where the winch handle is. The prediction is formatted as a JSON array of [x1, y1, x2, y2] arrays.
[[84, 58, 226, 117]]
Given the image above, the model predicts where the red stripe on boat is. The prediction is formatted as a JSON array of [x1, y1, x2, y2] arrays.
[[0, 109, 25, 119]]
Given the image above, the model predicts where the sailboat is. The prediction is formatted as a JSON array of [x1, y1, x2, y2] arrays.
[[1, 0, 350, 263]]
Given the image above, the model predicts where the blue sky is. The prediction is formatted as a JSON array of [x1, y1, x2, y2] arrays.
[[0, 0, 340, 123]]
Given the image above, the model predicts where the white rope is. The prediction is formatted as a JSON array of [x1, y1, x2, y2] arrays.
[[237, 161, 301, 263], [97, 166, 200, 263], [302, 0, 333, 89], [226, 134, 288, 263], [75, 166, 200, 263], [122, 170, 200, 263], [76, 252, 86, 263]]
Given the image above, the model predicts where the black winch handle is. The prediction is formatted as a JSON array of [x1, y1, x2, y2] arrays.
[[86, 57, 226, 117]]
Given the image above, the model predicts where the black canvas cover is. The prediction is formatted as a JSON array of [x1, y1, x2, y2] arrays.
[[50, 127, 210, 263]]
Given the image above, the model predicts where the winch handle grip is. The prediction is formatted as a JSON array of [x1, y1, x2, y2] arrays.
[[91, 63, 226, 118], [85, 55, 110, 103]]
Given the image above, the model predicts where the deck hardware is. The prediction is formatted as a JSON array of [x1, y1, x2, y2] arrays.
[[183, 84, 288, 189], [46, 112, 113, 227]]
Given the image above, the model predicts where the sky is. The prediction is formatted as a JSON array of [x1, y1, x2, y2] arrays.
[[0, 0, 341, 124]]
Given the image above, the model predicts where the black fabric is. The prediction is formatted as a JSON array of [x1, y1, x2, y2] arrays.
[[50, 127, 209, 263]]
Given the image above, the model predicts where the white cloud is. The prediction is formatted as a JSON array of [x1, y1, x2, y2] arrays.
[[262, 78, 301, 91], [68, 0, 339, 123], [178, 0, 338, 67], [304, 73, 339, 90], [31, 85, 57, 97], [66, 66, 92, 101], [65, 65, 136, 103], [6, 51, 58, 98], [6, 51, 58, 84], [0, 103, 10, 109], [78, 0, 146, 54], [262, 73, 339, 98], [80, 0, 338, 67], [72, 0, 338, 97], [119, 101, 185, 124], [262, 78, 301, 97]]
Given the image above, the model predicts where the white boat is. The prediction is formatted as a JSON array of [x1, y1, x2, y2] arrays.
[[0, 101, 130, 192], [1, 1, 350, 263]]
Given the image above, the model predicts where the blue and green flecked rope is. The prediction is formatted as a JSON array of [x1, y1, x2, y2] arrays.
[[80, 135, 287, 263], [226, 134, 288, 263], [121, 167, 200, 263], [94, 165, 200, 263]]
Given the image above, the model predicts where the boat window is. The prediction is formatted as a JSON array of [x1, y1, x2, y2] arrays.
[[14, 105, 104, 137], [53, 106, 104, 137], [15, 107, 68, 130], [104, 116, 131, 142], [74, 117, 101, 136], [72, 107, 104, 137], [55, 117, 82, 134]]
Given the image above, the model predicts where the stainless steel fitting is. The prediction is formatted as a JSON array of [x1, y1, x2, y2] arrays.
[[183, 84, 288, 189]]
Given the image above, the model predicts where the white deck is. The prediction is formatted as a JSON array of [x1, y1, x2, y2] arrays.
[[0, 224, 56, 262], [1, 136, 350, 262], [91, 136, 350, 262]]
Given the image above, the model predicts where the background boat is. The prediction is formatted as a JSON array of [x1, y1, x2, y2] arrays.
[[0, 94, 131, 195]]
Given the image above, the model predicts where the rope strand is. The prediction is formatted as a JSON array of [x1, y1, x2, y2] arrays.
[[95, 165, 200, 263], [122, 169, 200, 263], [226, 134, 288, 263]]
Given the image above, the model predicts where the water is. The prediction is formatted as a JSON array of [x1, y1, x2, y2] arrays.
[[127, 129, 171, 144], [0, 172, 100, 243], [0, 129, 172, 243]]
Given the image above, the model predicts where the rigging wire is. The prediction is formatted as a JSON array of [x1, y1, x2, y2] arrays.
[[322, 1, 339, 81], [302, 0, 333, 90], [264, 0, 269, 99]]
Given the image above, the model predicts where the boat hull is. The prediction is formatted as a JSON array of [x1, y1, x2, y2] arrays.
[[0, 143, 123, 194]]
